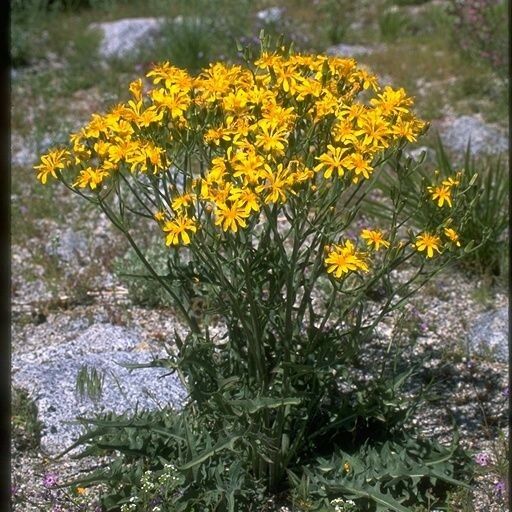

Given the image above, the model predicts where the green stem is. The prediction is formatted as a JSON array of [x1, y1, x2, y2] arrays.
[[98, 198, 200, 334]]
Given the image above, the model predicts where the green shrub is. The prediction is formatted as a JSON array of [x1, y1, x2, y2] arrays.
[[378, 8, 411, 42], [39, 37, 474, 510]]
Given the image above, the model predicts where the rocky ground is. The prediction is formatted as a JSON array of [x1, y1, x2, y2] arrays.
[[11, 269, 509, 510]]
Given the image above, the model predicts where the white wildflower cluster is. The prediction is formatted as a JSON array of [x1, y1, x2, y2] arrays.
[[120, 496, 138, 512], [330, 497, 357, 512], [158, 462, 181, 487], [141, 470, 156, 493]]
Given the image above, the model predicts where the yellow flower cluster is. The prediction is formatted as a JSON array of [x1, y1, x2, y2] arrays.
[[427, 172, 461, 208], [35, 51, 429, 273], [414, 225, 461, 258], [325, 240, 369, 278]]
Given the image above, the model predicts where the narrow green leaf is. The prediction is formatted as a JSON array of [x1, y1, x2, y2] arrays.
[[228, 397, 302, 414], [179, 434, 242, 471]]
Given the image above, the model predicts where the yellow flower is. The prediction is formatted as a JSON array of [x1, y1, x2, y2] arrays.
[[154, 210, 166, 222], [172, 193, 196, 212], [442, 176, 460, 188], [222, 89, 249, 113], [107, 138, 137, 164], [128, 78, 143, 102], [34, 148, 69, 184], [83, 113, 109, 138], [136, 106, 164, 128], [231, 149, 265, 184], [348, 153, 373, 181], [415, 233, 441, 258], [370, 86, 412, 116], [204, 125, 233, 146], [361, 229, 390, 251], [73, 167, 110, 190], [255, 51, 282, 69], [314, 145, 349, 179], [428, 185, 452, 207], [163, 215, 198, 246], [356, 110, 391, 149], [332, 118, 358, 145], [256, 163, 293, 204], [151, 88, 191, 119], [325, 240, 369, 278], [254, 120, 289, 155], [392, 117, 418, 143], [214, 200, 251, 232], [229, 187, 260, 213], [444, 227, 461, 247]]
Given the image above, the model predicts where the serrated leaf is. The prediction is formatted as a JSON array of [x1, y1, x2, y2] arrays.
[[341, 482, 411, 512]]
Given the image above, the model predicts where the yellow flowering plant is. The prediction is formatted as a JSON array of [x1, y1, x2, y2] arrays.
[[37, 38, 474, 510]]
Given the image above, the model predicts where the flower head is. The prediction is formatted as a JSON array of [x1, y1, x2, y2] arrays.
[[325, 240, 369, 278], [415, 233, 441, 258], [34, 149, 70, 184], [214, 200, 251, 232], [475, 452, 490, 466], [361, 229, 390, 251], [495, 480, 506, 495], [443, 227, 461, 247], [42, 473, 59, 488], [428, 185, 452, 207], [163, 215, 198, 246]]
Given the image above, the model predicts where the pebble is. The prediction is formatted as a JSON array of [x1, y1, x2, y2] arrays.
[[45, 228, 89, 265]]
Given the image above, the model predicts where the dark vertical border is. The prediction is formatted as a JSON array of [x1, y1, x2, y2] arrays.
[[2, 1, 11, 511], [508, 0, 511, 508]]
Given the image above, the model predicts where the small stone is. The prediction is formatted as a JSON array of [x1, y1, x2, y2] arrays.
[[45, 229, 88, 266], [256, 7, 284, 24], [326, 43, 381, 57], [468, 306, 508, 363], [89, 17, 166, 59]]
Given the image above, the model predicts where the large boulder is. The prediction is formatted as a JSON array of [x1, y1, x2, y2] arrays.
[[12, 324, 186, 454], [437, 115, 508, 156]]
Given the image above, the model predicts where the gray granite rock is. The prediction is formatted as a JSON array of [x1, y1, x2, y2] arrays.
[[405, 145, 436, 162], [45, 228, 89, 265], [326, 43, 381, 57], [12, 324, 187, 454], [89, 17, 166, 59], [468, 306, 508, 363], [438, 115, 508, 156], [256, 7, 284, 24]]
